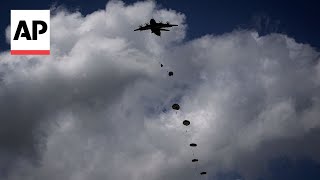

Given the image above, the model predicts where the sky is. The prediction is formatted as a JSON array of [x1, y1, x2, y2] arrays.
[[1, 1, 320, 180], [1, 0, 320, 50]]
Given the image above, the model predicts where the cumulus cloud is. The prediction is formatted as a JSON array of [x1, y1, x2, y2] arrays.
[[1, 1, 320, 180]]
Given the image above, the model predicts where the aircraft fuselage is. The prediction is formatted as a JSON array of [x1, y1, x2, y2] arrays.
[[134, 18, 177, 36]]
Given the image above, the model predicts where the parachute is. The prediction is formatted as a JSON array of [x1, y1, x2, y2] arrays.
[[190, 143, 197, 147], [183, 120, 190, 126], [168, 97, 208, 177], [172, 103, 180, 110], [192, 159, 199, 162], [134, 21, 209, 177], [155, 42, 208, 177]]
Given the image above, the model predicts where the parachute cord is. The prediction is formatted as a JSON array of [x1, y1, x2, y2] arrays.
[[191, 147, 199, 174], [182, 122, 199, 178], [186, 126, 200, 178], [181, 124, 195, 178], [193, 162, 198, 178], [151, 54, 174, 76]]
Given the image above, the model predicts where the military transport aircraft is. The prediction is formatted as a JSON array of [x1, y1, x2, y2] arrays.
[[134, 19, 178, 36]]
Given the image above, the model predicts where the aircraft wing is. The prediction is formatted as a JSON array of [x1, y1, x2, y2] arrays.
[[157, 23, 178, 28], [165, 24, 178, 27], [159, 28, 170, 31], [134, 25, 151, 31]]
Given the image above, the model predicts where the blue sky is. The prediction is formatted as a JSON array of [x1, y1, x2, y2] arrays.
[[1, 1, 320, 180], [1, 0, 319, 51]]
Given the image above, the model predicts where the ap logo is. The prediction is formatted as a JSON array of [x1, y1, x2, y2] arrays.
[[11, 10, 50, 55]]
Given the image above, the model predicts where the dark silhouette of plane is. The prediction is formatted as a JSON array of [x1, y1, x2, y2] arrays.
[[134, 19, 178, 36]]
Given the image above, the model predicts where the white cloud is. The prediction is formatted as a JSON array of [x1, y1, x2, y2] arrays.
[[1, 1, 320, 180]]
